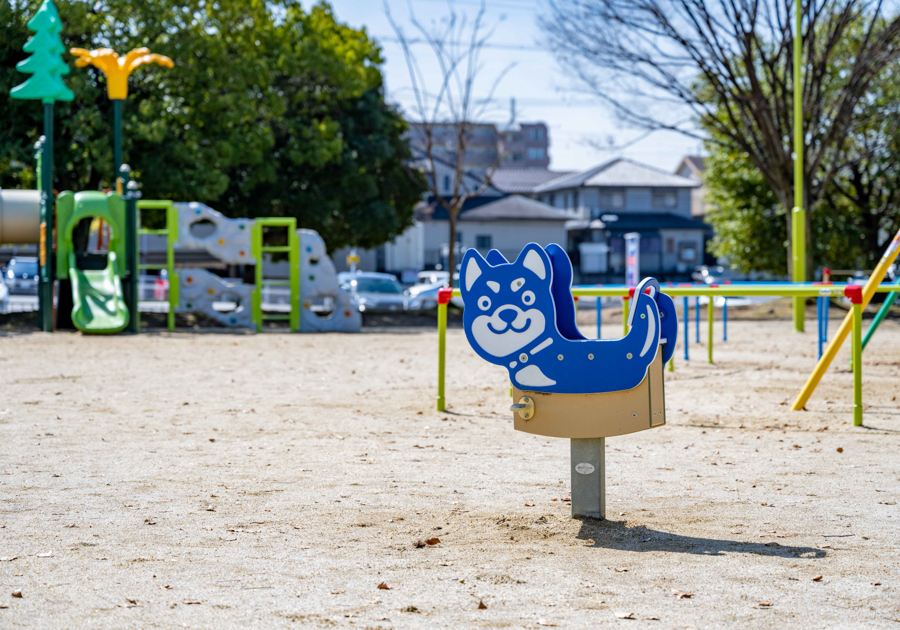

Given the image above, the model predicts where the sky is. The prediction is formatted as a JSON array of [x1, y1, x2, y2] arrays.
[[310, 0, 701, 174]]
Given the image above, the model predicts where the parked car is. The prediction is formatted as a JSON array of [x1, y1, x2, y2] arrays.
[[407, 273, 460, 310], [4, 257, 39, 295], [338, 271, 409, 312], [0, 276, 9, 314], [691, 265, 732, 285]]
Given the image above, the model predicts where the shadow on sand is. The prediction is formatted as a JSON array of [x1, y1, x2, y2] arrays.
[[575, 519, 825, 558]]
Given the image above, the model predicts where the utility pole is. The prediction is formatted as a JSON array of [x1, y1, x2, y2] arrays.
[[792, 0, 807, 332]]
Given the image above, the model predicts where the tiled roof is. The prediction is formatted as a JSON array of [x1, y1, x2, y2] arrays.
[[489, 168, 573, 193], [535, 158, 700, 192], [418, 194, 570, 222]]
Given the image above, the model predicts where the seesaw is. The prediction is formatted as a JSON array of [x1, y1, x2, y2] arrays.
[[459, 243, 677, 519]]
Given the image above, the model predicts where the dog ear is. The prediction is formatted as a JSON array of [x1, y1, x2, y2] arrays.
[[516, 243, 551, 284], [485, 249, 509, 266], [461, 248, 489, 294]]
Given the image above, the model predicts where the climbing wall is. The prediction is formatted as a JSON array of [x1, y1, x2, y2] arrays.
[[298, 229, 361, 332], [176, 268, 254, 328], [174, 202, 254, 264]]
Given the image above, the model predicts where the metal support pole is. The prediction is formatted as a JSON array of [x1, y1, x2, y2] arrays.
[[722, 296, 728, 341], [596, 297, 602, 339], [437, 296, 448, 411], [683, 296, 689, 361], [792, 0, 806, 333], [622, 297, 630, 337], [852, 301, 862, 426], [120, 165, 139, 333], [695, 296, 700, 343], [113, 99, 124, 176], [570, 437, 605, 520], [708, 295, 714, 364], [862, 289, 899, 352], [39, 103, 54, 332]]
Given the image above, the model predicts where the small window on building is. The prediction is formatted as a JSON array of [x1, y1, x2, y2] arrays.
[[678, 241, 698, 263], [527, 147, 545, 160], [528, 128, 545, 140], [600, 189, 626, 209], [573, 191, 579, 211], [666, 238, 675, 255], [476, 235, 492, 249], [456, 231, 462, 243], [443, 174, 451, 193], [652, 190, 678, 210], [548, 193, 556, 206]]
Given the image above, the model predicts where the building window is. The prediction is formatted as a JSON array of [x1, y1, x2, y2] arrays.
[[573, 191, 579, 211], [528, 128, 545, 140], [476, 235, 492, 249], [600, 189, 626, 209], [456, 231, 462, 243], [678, 241, 698, 263], [443, 174, 451, 193], [652, 190, 678, 210], [548, 193, 555, 207], [666, 238, 675, 255], [527, 147, 545, 160]]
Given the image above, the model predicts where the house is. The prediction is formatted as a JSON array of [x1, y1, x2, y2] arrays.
[[489, 167, 572, 197], [531, 158, 707, 283], [675, 155, 707, 219], [416, 194, 570, 270]]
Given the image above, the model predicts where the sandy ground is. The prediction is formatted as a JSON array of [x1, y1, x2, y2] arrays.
[[0, 308, 899, 629]]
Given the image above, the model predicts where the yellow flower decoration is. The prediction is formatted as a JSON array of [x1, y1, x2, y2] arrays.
[[69, 47, 173, 99]]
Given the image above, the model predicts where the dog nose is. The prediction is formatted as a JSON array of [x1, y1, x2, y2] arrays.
[[498, 308, 518, 324]]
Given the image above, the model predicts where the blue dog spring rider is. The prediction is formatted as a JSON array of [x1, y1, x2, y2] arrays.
[[460, 243, 678, 519]]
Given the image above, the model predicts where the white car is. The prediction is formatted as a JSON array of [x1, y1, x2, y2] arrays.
[[0, 276, 9, 314]]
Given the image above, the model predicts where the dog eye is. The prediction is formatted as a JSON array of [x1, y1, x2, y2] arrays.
[[478, 296, 491, 311], [522, 291, 535, 305]]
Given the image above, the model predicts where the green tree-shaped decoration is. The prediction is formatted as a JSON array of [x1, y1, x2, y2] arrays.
[[10, 0, 73, 103]]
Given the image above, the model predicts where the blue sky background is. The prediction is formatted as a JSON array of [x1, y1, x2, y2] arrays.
[[308, 0, 701, 173]]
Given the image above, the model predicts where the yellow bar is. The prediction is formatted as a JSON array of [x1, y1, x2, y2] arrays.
[[708, 296, 714, 364], [792, 229, 900, 410], [448, 284, 897, 299], [622, 297, 630, 337]]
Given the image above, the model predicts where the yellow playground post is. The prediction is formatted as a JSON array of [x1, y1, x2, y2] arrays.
[[792, 228, 900, 410]]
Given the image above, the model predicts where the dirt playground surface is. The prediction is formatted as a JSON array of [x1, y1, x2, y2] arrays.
[[1, 311, 899, 628]]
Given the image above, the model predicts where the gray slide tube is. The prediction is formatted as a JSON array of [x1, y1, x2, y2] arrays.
[[0, 189, 41, 244]]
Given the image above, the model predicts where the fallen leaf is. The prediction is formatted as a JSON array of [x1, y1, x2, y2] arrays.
[[811, 575, 823, 582], [672, 589, 693, 599], [879, 501, 896, 505], [425, 538, 441, 546], [524, 501, 535, 507], [331, 590, 345, 595], [0, 556, 18, 562], [836, 447, 843, 453], [161, 585, 173, 590], [614, 611, 635, 619], [871, 581, 882, 586], [755, 601, 773, 608], [537, 620, 559, 627], [205, 505, 216, 512], [145, 518, 156, 525], [400, 605, 419, 613], [645, 616, 660, 621], [477, 599, 487, 610], [11, 590, 23, 598], [0, 604, 8, 609], [182, 599, 201, 605], [377, 582, 391, 590], [614, 567, 629, 573]]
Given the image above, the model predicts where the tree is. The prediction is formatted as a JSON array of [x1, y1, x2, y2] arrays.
[[0, 0, 423, 252], [385, 0, 511, 280], [543, 0, 900, 278]]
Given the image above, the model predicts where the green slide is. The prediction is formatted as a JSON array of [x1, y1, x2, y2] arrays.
[[69, 251, 129, 334]]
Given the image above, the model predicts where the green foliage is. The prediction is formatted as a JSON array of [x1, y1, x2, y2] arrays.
[[0, 0, 424, 251]]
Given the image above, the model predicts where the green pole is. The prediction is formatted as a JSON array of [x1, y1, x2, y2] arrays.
[[861, 288, 899, 351], [708, 295, 714, 364], [792, 0, 807, 332], [40, 102, 54, 332], [622, 297, 630, 337], [437, 298, 447, 411], [113, 99, 123, 175], [852, 301, 863, 426]]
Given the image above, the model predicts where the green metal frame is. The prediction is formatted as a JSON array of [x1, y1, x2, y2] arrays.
[[136, 200, 177, 332], [251, 218, 300, 332], [862, 282, 900, 352]]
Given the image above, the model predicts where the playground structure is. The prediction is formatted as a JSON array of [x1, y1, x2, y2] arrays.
[[457, 244, 677, 519], [437, 227, 900, 432], [0, 191, 361, 333]]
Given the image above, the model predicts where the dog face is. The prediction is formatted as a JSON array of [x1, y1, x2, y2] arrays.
[[461, 244, 555, 361]]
